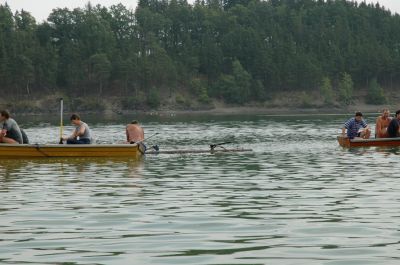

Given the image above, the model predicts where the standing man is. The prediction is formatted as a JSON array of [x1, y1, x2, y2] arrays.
[[375, 108, 391, 138], [342, 111, 371, 139], [0, 110, 23, 144], [62, 114, 92, 144], [387, 110, 400, 138], [126, 120, 144, 144]]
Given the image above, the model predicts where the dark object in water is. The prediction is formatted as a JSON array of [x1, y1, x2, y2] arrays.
[[210, 142, 232, 151], [152, 145, 159, 151], [146, 147, 251, 155]]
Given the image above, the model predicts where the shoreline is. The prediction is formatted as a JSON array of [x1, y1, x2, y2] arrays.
[[109, 102, 400, 116], [7, 95, 396, 117], [7, 90, 398, 117], [13, 105, 389, 117]]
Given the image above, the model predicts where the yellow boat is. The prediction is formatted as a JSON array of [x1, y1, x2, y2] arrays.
[[0, 144, 142, 158]]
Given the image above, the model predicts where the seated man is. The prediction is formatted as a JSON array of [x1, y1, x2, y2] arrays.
[[0, 110, 23, 144], [342, 111, 371, 139], [62, 114, 92, 144], [126, 120, 146, 154], [387, 110, 400, 138], [126, 120, 144, 144], [375, 108, 391, 138]]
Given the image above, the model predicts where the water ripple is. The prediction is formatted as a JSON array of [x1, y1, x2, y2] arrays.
[[1, 114, 400, 264]]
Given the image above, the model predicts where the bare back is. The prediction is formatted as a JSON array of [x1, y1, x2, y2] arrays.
[[126, 124, 144, 143]]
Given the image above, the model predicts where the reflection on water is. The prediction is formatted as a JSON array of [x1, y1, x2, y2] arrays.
[[1, 114, 400, 264]]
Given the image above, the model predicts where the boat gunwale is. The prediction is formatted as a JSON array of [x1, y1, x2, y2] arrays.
[[349, 137, 400, 143], [337, 135, 400, 148], [0, 143, 138, 149]]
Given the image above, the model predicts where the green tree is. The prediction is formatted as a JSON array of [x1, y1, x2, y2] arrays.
[[2, 0, 400, 110], [35, 22, 58, 90], [366, 78, 386, 104], [16, 55, 34, 95], [89, 53, 111, 94], [216, 74, 236, 103], [232, 59, 251, 103], [147, 86, 160, 108], [0, 17, 12, 88], [320, 77, 334, 105], [190, 78, 208, 102], [339, 72, 354, 105], [215, 60, 250, 104]]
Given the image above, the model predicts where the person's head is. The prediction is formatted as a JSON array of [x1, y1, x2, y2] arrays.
[[355, 111, 363, 121], [395, 110, 400, 119], [382, 108, 390, 119], [70, 113, 81, 125], [131, 120, 139, 125], [0, 110, 10, 122]]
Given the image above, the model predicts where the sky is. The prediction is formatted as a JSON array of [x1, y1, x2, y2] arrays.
[[4, 0, 400, 22]]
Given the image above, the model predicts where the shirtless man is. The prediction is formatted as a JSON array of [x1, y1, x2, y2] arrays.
[[375, 108, 391, 138], [0, 110, 23, 144], [126, 120, 144, 144]]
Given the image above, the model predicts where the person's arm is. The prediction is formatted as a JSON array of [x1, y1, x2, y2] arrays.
[[63, 132, 75, 141], [1, 122, 7, 137], [375, 118, 380, 135], [362, 120, 370, 130], [76, 125, 86, 137], [342, 119, 351, 136], [62, 128, 78, 141]]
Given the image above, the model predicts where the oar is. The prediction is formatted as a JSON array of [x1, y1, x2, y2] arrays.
[[59, 98, 64, 144]]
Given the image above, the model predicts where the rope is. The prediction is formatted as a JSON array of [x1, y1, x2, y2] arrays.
[[35, 144, 50, 157]]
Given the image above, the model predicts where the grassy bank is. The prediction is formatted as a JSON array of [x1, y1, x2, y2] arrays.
[[2, 89, 398, 116]]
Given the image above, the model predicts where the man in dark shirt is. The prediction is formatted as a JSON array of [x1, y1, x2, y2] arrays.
[[387, 110, 400, 138]]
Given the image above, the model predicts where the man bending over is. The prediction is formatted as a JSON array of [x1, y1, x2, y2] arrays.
[[0, 110, 23, 144], [126, 120, 144, 144]]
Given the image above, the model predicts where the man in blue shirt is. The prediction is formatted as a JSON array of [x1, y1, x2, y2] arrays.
[[342, 111, 371, 139]]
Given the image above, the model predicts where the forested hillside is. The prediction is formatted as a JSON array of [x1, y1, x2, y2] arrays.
[[0, 0, 399, 111]]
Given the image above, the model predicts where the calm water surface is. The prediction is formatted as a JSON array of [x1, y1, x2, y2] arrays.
[[1, 114, 400, 265]]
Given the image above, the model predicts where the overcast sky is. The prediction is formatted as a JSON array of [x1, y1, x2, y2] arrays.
[[4, 0, 400, 22]]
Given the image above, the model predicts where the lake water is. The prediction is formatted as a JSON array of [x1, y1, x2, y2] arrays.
[[1, 113, 400, 265]]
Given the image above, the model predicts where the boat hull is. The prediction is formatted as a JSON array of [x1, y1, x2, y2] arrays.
[[0, 144, 142, 158], [337, 136, 400, 147]]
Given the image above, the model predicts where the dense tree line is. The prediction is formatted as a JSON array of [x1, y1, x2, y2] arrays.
[[0, 0, 400, 108]]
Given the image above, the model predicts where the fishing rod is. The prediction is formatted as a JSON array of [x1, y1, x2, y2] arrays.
[[132, 132, 160, 153], [133, 132, 159, 144]]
